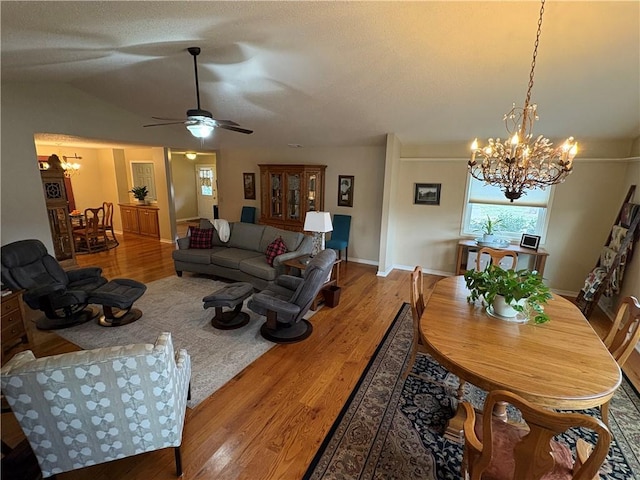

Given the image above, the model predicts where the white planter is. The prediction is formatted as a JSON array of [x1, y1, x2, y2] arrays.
[[483, 234, 496, 243], [492, 295, 523, 318]]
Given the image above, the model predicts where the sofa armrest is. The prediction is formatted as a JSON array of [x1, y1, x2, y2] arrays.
[[176, 237, 191, 249]]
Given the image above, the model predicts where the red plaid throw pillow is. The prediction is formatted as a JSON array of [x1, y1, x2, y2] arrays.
[[265, 237, 288, 266], [189, 227, 214, 249]]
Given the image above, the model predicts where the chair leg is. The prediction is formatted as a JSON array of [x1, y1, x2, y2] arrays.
[[601, 400, 610, 426], [174, 446, 183, 477], [345, 246, 348, 263]]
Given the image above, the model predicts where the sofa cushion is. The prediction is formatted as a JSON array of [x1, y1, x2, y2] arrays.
[[210, 248, 264, 269], [189, 227, 214, 249], [265, 237, 288, 266], [239, 256, 279, 282], [260, 226, 304, 253], [172, 247, 225, 265], [227, 223, 265, 252]]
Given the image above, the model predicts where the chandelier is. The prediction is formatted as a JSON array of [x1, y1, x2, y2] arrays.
[[61, 154, 82, 178], [468, 0, 577, 202]]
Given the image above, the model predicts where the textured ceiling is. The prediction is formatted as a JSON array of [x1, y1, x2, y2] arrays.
[[2, 1, 639, 150]]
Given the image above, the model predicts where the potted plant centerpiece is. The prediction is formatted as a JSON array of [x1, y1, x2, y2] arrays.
[[130, 186, 149, 204], [464, 264, 552, 324]]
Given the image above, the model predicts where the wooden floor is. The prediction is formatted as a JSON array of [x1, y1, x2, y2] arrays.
[[2, 231, 639, 480]]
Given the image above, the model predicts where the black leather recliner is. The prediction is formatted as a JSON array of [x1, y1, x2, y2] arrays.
[[1, 239, 108, 329]]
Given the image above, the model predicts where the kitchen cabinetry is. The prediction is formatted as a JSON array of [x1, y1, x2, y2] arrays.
[[119, 204, 160, 238], [1, 291, 29, 363], [259, 164, 326, 231]]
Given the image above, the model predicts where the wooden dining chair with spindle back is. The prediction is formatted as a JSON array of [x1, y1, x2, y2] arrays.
[[477, 247, 518, 271], [599, 295, 640, 425]]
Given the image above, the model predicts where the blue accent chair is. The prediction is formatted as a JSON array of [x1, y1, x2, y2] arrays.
[[240, 206, 256, 223], [326, 214, 351, 262]]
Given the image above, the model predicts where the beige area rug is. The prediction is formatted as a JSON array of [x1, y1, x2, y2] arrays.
[[56, 275, 312, 408]]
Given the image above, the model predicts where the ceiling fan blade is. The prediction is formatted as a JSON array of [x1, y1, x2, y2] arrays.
[[151, 116, 186, 122], [217, 124, 253, 135], [212, 119, 240, 126], [143, 121, 185, 127]]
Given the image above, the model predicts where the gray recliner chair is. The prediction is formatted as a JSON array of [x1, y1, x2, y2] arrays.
[[248, 248, 337, 343]]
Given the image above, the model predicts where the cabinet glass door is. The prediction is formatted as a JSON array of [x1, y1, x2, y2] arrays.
[[307, 173, 318, 212], [286, 174, 301, 220], [270, 173, 283, 218]]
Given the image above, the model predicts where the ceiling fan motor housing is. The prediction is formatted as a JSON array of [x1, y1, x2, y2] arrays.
[[187, 108, 213, 118]]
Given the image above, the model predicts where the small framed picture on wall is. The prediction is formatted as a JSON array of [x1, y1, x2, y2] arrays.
[[338, 175, 354, 207], [414, 183, 441, 205], [243, 172, 256, 200]]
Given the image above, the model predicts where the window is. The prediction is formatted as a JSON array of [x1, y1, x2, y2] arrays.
[[461, 176, 554, 242]]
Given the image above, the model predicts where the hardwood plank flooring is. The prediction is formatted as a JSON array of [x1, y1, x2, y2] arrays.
[[2, 231, 639, 480]]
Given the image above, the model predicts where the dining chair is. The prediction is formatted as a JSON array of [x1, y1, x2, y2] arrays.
[[462, 389, 611, 480], [73, 207, 108, 253], [600, 295, 640, 425], [326, 214, 351, 262], [476, 246, 517, 271], [102, 201, 119, 246], [403, 266, 425, 379]]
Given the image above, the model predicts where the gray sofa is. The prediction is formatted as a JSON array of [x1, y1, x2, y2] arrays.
[[172, 221, 313, 290]]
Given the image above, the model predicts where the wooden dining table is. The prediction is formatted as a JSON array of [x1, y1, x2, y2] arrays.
[[420, 275, 621, 441]]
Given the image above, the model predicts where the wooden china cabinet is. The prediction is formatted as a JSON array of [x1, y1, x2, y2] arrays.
[[259, 164, 326, 232], [39, 154, 76, 267]]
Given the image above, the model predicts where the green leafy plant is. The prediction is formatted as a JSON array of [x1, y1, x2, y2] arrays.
[[464, 264, 552, 323], [480, 215, 502, 235], [130, 185, 149, 201]]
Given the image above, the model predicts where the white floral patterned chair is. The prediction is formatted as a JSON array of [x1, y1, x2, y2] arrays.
[[0, 332, 190, 478]]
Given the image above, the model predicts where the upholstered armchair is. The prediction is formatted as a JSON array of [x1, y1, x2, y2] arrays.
[[1, 239, 108, 329], [248, 248, 337, 343], [0, 332, 191, 478]]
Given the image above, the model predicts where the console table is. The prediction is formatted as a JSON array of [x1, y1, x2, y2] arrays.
[[455, 239, 549, 276]]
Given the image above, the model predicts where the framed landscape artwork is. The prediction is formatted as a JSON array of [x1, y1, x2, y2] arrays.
[[338, 175, 354, 207], [414, 183, 441, 205], [243, 173, 256, 200]]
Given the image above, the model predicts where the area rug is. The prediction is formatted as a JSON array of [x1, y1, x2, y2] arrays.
[[304, 303, 640, 480], [56, 275, 313, 408]]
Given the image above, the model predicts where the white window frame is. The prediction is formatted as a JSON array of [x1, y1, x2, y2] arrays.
[[460, 174, 555, 244]]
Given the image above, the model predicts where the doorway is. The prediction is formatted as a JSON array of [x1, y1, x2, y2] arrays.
[[196, 164, 217, 220]]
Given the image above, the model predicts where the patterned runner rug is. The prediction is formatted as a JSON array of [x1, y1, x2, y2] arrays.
[[304, 303, 640, 480]]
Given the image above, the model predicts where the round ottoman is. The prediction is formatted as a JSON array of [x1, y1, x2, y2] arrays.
[[203, 282, 254, 330]]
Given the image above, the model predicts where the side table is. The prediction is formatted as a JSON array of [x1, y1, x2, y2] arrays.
[[282, 254, 343, 310], [1, 291, 29, 364]]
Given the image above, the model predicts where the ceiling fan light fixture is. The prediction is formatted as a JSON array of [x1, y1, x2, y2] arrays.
[[186, 117, 215, 138]]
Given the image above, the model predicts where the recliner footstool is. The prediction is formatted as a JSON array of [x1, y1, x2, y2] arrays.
[[89, 278, 147, 327], [203, 282, 254, 330]]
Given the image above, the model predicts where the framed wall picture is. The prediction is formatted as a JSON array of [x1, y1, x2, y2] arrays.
[[520, 234, 541, 250], [414, 183, 441, 205], [243, 172, 256, 200], [338, 175, 354, 207]]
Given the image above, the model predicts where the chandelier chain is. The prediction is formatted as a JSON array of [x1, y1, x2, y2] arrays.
[[524, 0, 545, 112]]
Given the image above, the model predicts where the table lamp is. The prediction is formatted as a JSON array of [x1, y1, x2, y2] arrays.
[[303, 211, 333, 256]]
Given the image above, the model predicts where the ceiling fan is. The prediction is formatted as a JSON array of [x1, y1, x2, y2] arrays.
[[144, 47, 253, 138]]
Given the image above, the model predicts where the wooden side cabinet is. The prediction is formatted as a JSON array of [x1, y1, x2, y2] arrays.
[[455, 239, 549, 276], [119, 204, 160, 238], [1, 291, 29, 363], [259, 164, 326, 231]]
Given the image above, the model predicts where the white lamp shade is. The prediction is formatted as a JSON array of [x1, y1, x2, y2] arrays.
[[304, 211, 333, 233]]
